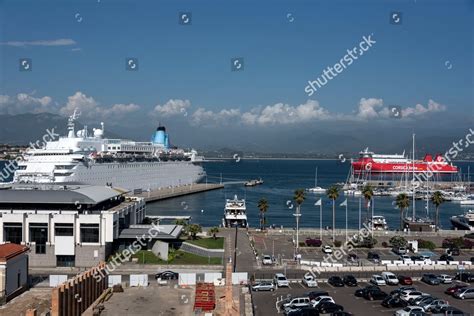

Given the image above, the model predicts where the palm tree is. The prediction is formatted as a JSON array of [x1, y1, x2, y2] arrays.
[[326, 186, 340, 242], [187, 224, 202, 240], [362, 185, 374, 221], [396, 193, 410, 231], [293, 189, 305, 252], [257, 198, 269, 230], [431, 191, 445, 231], [208, 227, 219, 239]]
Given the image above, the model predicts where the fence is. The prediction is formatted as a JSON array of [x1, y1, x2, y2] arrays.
[[264, 228, 466, 238]]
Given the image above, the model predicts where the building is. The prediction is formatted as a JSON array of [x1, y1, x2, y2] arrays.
[[0, 184, 145, 267], [0, 243, 29, 304]]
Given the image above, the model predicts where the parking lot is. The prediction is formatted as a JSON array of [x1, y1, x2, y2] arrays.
[[252, 233, 474, 267], [251, 279, 474, 315]]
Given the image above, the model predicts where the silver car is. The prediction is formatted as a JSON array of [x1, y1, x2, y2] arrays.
[[252, 281, 275, 291], [453, 287, 474, 299]]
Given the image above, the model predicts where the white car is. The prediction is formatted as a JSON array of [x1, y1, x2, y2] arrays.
[[262, 255, 273, 265], [273, 273, 289, 287], [370, 275, 386, 286], [302, 273, 318, 287], [399, 255, 411, 262], [283, 297, 311, 309], [381, 272, 399, 285], [400, 290, 426, 302], [322, 246, 333, 254], [395, 306, 424, 316], [310, 295, 334, 307], [437, 274, 453, 284]]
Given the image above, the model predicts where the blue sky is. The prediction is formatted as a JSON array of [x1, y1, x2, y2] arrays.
[[0, 0, 473, 151]]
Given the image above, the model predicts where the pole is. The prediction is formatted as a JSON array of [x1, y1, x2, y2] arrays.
[[319, 202, 322, 241], [345, 202, 348, 242], [233, 226, 237, 272], [358, 196, 361, 231], [412, 133, 416, 219], [371, 197, 374, 239], [332, 200, 335, 243], [296, 205, 300, 254], [272, 239, 275, 258]]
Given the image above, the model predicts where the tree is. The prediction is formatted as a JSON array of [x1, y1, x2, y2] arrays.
[[395, 193, 410, 231], [362, 185, 374, 221], [208, 227, 219, 240], [293, 189, 306, 251], [326, 186, 340, 242], [257, 198, 269, 230], [187, 224, 202, 240], [431, 191, 445, 231], [389, 236, 407, 248]]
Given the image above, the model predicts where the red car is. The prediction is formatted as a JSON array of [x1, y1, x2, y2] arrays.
[[397, 275, 413, 285], [445, 284, 467, 295]]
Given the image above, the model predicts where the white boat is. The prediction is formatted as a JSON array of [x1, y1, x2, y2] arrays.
[[12, 109, 205, 191], [450, 210, 474, 230], [460, 199, 474, 206], [366, 215, 389, 231], [222, 195, 248, 228], [306, 167, 326, 194]]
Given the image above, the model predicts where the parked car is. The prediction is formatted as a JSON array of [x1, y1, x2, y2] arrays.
[[394, 306, 424, 316], [393, 246, 408, 255], [274, 273, 289, 287], [310, 296, 335, 307], [453, 287, 474, 299], [283, 297, 311, 310], [367, 252, 380, 263], [302, 273, 318, 288], [252, 281, 275, 291], [398, 275, 413, 285], [316, 302, 344, 313], [262, 255, 273, 265], [308, 290, 329, 301], [286, 306, 320, 316], [390, 286, 417, 296], [432, 306, 466, 315], [454, 272, 474, 282], [447, 247, 460, 256], [363, 288, 388, 301], [328, 276, 344, 287], [400, 290, 427, 302], [348, 253, 358, 262], [399, 255, 411, 262], [421, 273, 441, 285], [420, 299, 449, 312], [155, 270, 178, 280], [437, 274, 453, 284], [381, 272, 399, 285], [322, 245, 333, 254], [370, 275, 386, 286], [355, 285, 380, 297], [411, 295, 434, 306], [343, 275, 358, 286], [445, 284, 468, 295], [440, 254, 454, 262], [381, 296, 408, 308]]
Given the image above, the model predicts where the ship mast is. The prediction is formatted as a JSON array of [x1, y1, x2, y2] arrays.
[[412, 133, 416, 220]]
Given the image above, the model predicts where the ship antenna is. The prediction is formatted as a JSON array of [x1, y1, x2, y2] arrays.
[[67, 108, 81, 138]]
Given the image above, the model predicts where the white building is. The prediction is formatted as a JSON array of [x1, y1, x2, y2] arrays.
[[0, 185, 145, 267], [0, 243, 29, 304]]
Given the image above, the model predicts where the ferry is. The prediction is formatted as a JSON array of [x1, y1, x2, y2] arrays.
[[222, 195, 248, 228], [11, 109, 206, 191], [352, 148, 458, 174]]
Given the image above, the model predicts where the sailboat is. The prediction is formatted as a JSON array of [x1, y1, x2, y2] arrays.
[[306, 167, 326, 193]]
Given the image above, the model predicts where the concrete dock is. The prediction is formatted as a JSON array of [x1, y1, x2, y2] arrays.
[[133, 183, 224, 202]]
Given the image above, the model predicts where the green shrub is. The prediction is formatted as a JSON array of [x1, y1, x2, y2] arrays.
[[417, 239, 436, 250], [390, 236, 407, 248], [334, 240, 342, 247]]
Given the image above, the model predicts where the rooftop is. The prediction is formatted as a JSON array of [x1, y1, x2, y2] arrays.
[[118, 225, 183, 240], [0, 243, 29, 262]]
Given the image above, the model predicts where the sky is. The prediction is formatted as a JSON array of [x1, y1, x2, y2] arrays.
[[0, 0, 473, 152]]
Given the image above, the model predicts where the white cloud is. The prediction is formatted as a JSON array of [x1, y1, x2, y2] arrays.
[[355, 98, 385, 119], [0, 93, 54, 115], [354, 98, 446, 120], [152, 99, 191, 117], [191, 108, 241, 125], [59, 91, 140, 120], [402, 99, 446, 117], [0, 39, 76, 47]]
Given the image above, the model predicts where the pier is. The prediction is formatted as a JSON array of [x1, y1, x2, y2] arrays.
[[132, 183, 224, 202]]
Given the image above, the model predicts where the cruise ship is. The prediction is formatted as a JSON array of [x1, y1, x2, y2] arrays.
[[12, 110, 206, 191]]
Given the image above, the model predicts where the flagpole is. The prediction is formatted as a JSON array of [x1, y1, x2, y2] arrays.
[[371, 197, 375, 239], [358, 196, 361, 231], [345, 202, 348, 241], [320, 201, 322, 241]]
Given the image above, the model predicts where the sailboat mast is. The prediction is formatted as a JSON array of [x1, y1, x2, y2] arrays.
[[412, 133, 416, 220]]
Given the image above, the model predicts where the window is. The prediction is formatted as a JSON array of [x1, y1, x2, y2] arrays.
[[55, 223, 73, 236], [80, 224, 99, 243], [30, 223, 48, 254], [4, 222, 22, 244], [57, 255, 75, 267]]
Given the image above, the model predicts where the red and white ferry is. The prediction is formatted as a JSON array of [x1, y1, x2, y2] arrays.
[[352, 148, 458, 174]]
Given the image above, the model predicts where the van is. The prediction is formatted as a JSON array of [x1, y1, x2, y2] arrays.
[[273, 273, 289, 287], [381, 272, 399, 285]]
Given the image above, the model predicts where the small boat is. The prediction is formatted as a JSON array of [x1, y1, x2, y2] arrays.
[[222, 195, 248, 228], [306, 167, 326, 194], [366, 216, 389, 231], [244, 177, 264, 187], [450, 210, 474, 230]]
